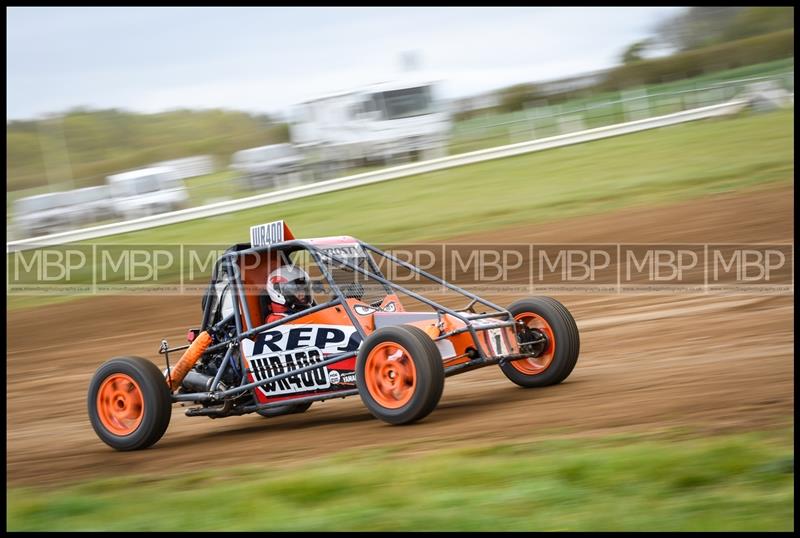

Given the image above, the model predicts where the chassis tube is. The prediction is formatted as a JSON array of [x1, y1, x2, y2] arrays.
[[186, 389, 361, 417], [444, 352, 535, 377], [317, 249, 466, 320], [160, 313, 237, 355], [209, 343, 235, 391], [306, 246, 504, 362], [464, 311, 515, 321], [219, 239, 512, 324], [224, 258, 246, 341], [310, 248, 368, 338], [227, 257, 254, 335], [172, 349, 358, 402], [434, 319, 518, 341], [360, 242, 510, 315]]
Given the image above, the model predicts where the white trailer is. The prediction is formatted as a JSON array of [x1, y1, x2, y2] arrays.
[[152, 155, 216, 180], [12, 191, 82, 238], [106, 166, 189, 220], [289, 78, 452, 173]]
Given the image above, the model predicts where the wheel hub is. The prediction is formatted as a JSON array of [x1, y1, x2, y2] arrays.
[[365, 342, 417, 409], [96, 373, 144, 436], [520, 326, 549, 358]]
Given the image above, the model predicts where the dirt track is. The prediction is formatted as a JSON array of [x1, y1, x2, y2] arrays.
[[7, 185, 794, 487]]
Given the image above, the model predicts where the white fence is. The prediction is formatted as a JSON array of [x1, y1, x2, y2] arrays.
[[6, 99, 751, 253], [452, 71, 793, 144]]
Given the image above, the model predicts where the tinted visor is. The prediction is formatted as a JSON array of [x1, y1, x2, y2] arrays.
[[281, 278, 312, 307]]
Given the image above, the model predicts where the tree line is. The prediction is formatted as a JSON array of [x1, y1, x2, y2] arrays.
[[8, 108, 289, 192]]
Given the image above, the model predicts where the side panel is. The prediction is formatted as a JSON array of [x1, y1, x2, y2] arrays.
[[241, 304, 363, 404]]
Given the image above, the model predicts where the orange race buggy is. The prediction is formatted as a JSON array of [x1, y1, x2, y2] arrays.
[[88, 221, 580, 450]]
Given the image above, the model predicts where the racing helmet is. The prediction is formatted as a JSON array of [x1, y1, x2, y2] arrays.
[[266, 265, 313, 311]]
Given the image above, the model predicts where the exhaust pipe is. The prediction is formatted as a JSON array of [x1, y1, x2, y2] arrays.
[[181, 370, 227, 393]]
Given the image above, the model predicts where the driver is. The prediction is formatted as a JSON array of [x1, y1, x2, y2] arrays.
[[264, 265, 314, 324]]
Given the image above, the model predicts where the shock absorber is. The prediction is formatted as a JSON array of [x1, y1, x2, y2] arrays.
[[166, 330, 213, 391]]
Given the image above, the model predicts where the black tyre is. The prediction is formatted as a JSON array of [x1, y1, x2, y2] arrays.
[[500, 297, 580, 388], [88, 357, 172, 451], [256, 401, 313, 418], [356, 325, 444, 425]]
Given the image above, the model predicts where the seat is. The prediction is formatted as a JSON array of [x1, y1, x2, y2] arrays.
[[238, 251, 282, 332]]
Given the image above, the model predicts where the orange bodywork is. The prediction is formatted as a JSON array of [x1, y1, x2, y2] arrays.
[[240, 290, 519, 405], [228, 233, 521, 406]]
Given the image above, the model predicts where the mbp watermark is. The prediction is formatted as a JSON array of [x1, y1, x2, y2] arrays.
[[6, 242, 793, 297], [707, 244, 792, 293]]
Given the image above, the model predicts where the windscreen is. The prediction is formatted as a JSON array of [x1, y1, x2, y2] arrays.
[[261, 145, 295, 160], [376, 86, 433, 120], [134, 175, 162, 194]]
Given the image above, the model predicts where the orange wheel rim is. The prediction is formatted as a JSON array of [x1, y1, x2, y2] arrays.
[[96, 373, 144, 436], [365, 342, 417, 409], [511, 312, 556, 375]]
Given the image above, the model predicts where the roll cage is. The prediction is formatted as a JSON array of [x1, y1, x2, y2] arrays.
[[159, 238, 538, 416]]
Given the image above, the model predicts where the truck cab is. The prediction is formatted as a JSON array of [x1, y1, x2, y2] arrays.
[[290, 78, 452, 173]]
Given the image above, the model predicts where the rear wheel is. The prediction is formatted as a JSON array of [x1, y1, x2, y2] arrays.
[[256, 401, 313, 418], [88, 357, 172, 451], [357, 325, 444, 425], [500, 297, 580, 388]]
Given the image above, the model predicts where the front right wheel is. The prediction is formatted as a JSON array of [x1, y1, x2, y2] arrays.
[[500, 297, 580, 388]]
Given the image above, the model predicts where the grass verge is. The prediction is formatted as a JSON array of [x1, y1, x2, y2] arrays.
[[6, 428, 794, 531], [59, 109, 799, 245]]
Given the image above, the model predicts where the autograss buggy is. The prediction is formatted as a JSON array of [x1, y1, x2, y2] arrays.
[[88, 222, 580, 450]]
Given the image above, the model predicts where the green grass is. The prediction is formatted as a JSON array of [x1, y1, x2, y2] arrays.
[[6, 108, 793, 312], [6, 429, 794, 531], [449, 58, 794, 154], [183, 169, 241, 206], [62, 108, 799, 245]]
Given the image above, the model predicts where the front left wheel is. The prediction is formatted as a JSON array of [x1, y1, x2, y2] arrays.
[[88, 357, 172, 451], [356, 325, 445, 425]]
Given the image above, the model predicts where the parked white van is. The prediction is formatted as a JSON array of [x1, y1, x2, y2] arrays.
[[70, 185, 117, 225], [106, 166, 189, 220], [12, 191, 81, 238], [230, 143, 304, 190]]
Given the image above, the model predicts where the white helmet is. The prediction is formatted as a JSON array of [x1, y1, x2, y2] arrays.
[[266, 265, 313, 311]]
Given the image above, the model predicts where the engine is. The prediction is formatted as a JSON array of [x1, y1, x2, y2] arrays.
[[187, 348, 240, 392]]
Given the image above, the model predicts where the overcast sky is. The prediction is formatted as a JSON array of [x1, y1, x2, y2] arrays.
[[6, 7, 684, 120]]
